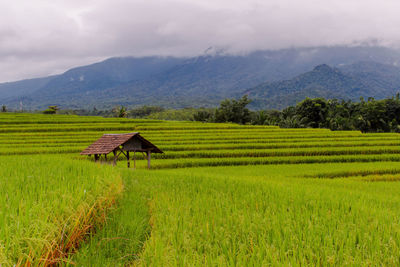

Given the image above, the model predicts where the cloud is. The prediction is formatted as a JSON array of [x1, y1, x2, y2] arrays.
[[0, 0, 399, 82]]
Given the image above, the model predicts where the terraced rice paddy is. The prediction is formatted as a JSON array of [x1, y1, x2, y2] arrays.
[[1, 112, 400, 266]]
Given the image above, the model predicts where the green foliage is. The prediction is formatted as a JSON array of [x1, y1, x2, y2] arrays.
[[145, 108, 198, 121], [193, 109, 214, 122], [42, 105, 59, 114], [295, 98, 328, 128], [118, 106, 127, 118], [250, 96, 400, 133], [22, 93, 400, 133], [250, 110, 280, 125], [214, 95, 251, 124], [127, 105, 164, 118], [1, 105, 6, 112]]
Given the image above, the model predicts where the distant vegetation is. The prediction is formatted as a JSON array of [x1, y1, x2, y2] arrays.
[[9, 93, 400, 133], [154, 94, 400, 133], [123, 95, 400, 133], [42, 105, 59, 114], [205, 95, 400, 133], [250, 95, 400, 133]]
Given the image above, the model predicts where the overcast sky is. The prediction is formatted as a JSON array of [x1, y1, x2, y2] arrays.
[[0, 0, 399, 82]]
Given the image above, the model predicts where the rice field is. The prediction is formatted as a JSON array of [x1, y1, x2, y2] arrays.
[[1, 112, 400, 266]]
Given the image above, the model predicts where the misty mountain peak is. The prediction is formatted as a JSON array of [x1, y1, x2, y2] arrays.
[[313, 64, 335, 72]]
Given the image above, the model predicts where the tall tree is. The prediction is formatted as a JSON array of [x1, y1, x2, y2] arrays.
[[214, 95, 252, 124], [295, 98, 328, 128]]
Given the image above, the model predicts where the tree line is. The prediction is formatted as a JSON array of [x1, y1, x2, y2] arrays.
[[193, 95, 400, 133], [5, 94, 400, 133]]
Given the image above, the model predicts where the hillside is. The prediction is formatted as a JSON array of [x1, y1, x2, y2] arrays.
[[339, 61, 400, 96], [2, 45, 400, 110], [245, 64, 387, 109], [0, 76, 56, 101]]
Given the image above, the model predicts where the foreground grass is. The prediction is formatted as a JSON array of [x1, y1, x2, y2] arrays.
[[139, 165, 400, 266], [0, 155, 123, 265], [68, 163, 400, 266], [66, 170, 150, 266]]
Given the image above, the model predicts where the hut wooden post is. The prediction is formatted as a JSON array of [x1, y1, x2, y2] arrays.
[[127, 151, 130, 168], [113, 150, 117, 166], [133, 151, 136, 169], [146, 150, 151, 169], [94, 154, 99, 162]]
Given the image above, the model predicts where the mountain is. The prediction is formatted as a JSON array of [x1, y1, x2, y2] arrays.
[[32, 57, 186, 97], [245, 62, 400, 110], [338, 61, 400, 96], [2, 45, 400, 110], [0, 76, 56, 101], [0, 57, 186, 108]]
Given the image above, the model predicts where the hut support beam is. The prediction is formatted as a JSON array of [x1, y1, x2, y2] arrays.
[[146, 150, 151, 169], [127, 151, 130, 168], [113, 148, 131, 167]]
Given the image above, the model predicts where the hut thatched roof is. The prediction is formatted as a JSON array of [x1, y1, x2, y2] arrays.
[[80, 132, 163, 155]]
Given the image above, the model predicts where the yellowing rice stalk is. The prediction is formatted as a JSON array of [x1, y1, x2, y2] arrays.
[[0, 155, 123, 265], [37, 181, 123, 266]]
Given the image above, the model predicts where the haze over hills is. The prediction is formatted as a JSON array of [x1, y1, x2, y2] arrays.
[[2, 45, 400, 110], [0, 76, 56, 100], [246, 62, 400, 109]]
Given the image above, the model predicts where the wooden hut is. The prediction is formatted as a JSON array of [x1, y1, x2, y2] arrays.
[[80, 132, 163, 168]]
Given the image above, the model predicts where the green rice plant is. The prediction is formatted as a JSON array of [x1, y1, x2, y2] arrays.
[[139, 133, 379, 142], [0, 155, 122, 265], [117, 165, 400, 266], [65, 169, 151, 266], [159, 139, 400, 151], [0, 113, 164, 124], [0, 146, 84, 155], [0, 139, 94, 145], [149, 146, 400, 160], [302, 168, 400, 179], [148, 136, 400, 146], [0, 143, 87, 148], [0, 125, 138, 133], [3, 112, 400, 265], [148, 155, 400, 169], [359, 174, 400, 182]]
